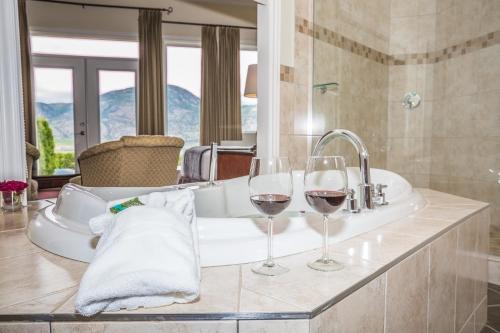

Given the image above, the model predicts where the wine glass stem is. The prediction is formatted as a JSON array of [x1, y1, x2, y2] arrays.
[[322, 215, 329, 261], [266, 216, 275, 267]]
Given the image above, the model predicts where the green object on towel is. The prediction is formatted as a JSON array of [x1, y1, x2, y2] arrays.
[[110, 197, 144, 214]]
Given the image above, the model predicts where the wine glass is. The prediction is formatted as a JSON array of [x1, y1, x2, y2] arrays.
[[304, 156, 348, 271], [249, 157, 293, 276]]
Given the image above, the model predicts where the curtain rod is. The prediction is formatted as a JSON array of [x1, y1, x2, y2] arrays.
[[32, 0, 174, 14], [162, 20, 257, 30]]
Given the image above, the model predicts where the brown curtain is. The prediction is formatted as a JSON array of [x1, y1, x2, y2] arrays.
[[200, 26, 220, 145], [218, 27, 242, 141], [138, 9, 164, 135], [18, 0, 34, 144]]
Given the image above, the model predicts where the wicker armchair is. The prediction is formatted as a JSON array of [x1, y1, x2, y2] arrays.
[[70, 136, 184, 187], [25, 142, 40, 200]]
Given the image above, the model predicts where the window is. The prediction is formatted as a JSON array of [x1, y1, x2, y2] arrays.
[[97, 69, 137, 143], [166, 47, 202, 150], [166, 46, 257, 150], [31, 36, 256, 175], [34, 67, 76, 175], [31, 36, 138, 58], [31, 36, 138, 176]]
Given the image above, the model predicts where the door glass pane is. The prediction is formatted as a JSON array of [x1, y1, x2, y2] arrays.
[[166, 46, 201, 151], [34, 67, 76, 176], [98, 70, 136, 142]]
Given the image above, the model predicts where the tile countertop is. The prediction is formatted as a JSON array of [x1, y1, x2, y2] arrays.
[[0, 189, 490, 322]]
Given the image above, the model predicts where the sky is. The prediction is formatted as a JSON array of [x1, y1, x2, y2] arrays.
[[32, 36, 258, 105]]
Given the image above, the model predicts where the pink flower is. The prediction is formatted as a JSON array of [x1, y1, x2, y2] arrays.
[[0, 180, 28, 193]]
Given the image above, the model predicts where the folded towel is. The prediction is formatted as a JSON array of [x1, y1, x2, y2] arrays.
[[75, 189, 200, 316]]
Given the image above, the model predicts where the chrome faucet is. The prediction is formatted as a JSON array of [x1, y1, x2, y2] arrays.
[[312, 129, 375, 210]]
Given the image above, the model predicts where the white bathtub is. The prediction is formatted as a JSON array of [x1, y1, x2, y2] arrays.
[[27, 168, 425, 267]]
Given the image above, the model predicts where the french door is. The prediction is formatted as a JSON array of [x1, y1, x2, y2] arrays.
[[32, 55, 138, 175]]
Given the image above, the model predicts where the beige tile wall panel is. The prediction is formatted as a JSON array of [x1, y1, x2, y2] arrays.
[[0, 323, 49, 333], [51, 321, 237, 333]]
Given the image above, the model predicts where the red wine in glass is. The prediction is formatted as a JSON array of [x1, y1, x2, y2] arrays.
[[248, 157, 293, 276], [250, 194, 291, 216], [304, 190, 347, 215], [304, 156, 348, 272]]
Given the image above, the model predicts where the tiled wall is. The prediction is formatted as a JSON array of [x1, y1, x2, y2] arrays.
[[428, 1, 500, 229], [280, 0, 390, 170], [281, 0, 499, 230], [279, 0, 314, 170], [387, 0, 500, 230], [311, 208, 490, 333], [385, 0, 436, 188]]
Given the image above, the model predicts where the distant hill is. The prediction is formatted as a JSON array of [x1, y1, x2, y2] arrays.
[[35, 84, 257, 150]]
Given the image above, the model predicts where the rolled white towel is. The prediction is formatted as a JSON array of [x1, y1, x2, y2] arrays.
[[75, 189, 200, 316]]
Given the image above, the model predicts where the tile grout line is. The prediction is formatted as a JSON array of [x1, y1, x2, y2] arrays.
[[236, 265, 242, 313], [454, 225, 459, 333], [0, 286, 78, 312], [50, 288, 79, 314], [426, 245, 431, 333], [485, 324, 500, 333], [383, 272, 388, 333]]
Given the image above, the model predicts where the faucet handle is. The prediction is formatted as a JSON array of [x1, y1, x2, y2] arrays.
[[344, 188, 360, 213], [374, 183, 389, 205]]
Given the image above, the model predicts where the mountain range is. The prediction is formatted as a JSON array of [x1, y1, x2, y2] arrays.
[[35, 85, 257, 150]]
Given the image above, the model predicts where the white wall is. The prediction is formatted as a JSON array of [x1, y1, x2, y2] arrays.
[[0, 0, 27, 181], [27, 0, 257, 46]]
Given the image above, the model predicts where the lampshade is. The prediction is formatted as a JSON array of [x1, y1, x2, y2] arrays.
[[244, 64, 257, 98]]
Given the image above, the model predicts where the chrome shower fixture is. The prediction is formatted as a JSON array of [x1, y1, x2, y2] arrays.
[[402, 92, 421, 110]]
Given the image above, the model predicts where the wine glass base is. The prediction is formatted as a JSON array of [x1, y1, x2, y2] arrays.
[[308, 258, 344, 272], [251, 262, 289, 276]]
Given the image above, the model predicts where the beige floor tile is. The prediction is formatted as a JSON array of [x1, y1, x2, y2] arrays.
[[238, 288, 304, 313], [0, 201, 52, 232], [0, 251, 87, 308], [329, 227, 424, 266], [0, 287, 76, 314], [54, 265, 240, 315], [379, 216, 455, 242], [410, 205, 480, 223], [419, 189, 488, 208], [0, 229, 44, 260], [241, 249, 378, 311]]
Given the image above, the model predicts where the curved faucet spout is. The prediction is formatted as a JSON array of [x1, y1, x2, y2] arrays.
[[312, 129, 375, 210]]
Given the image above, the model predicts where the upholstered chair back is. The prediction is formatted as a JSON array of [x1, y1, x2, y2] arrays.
[[76, 135, 184, 187]]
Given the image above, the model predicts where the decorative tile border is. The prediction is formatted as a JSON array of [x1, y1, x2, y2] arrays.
[[296, 16, 500, 66], [297, 17, 391, 65], [280, 65, 295, 83], [390, 31, 500, 65]]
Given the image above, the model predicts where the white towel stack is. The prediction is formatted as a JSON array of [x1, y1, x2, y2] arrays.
[[75, 190, 200, 316]]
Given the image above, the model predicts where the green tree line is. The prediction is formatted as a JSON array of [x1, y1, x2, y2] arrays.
[[36, 117, 75, 175]]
